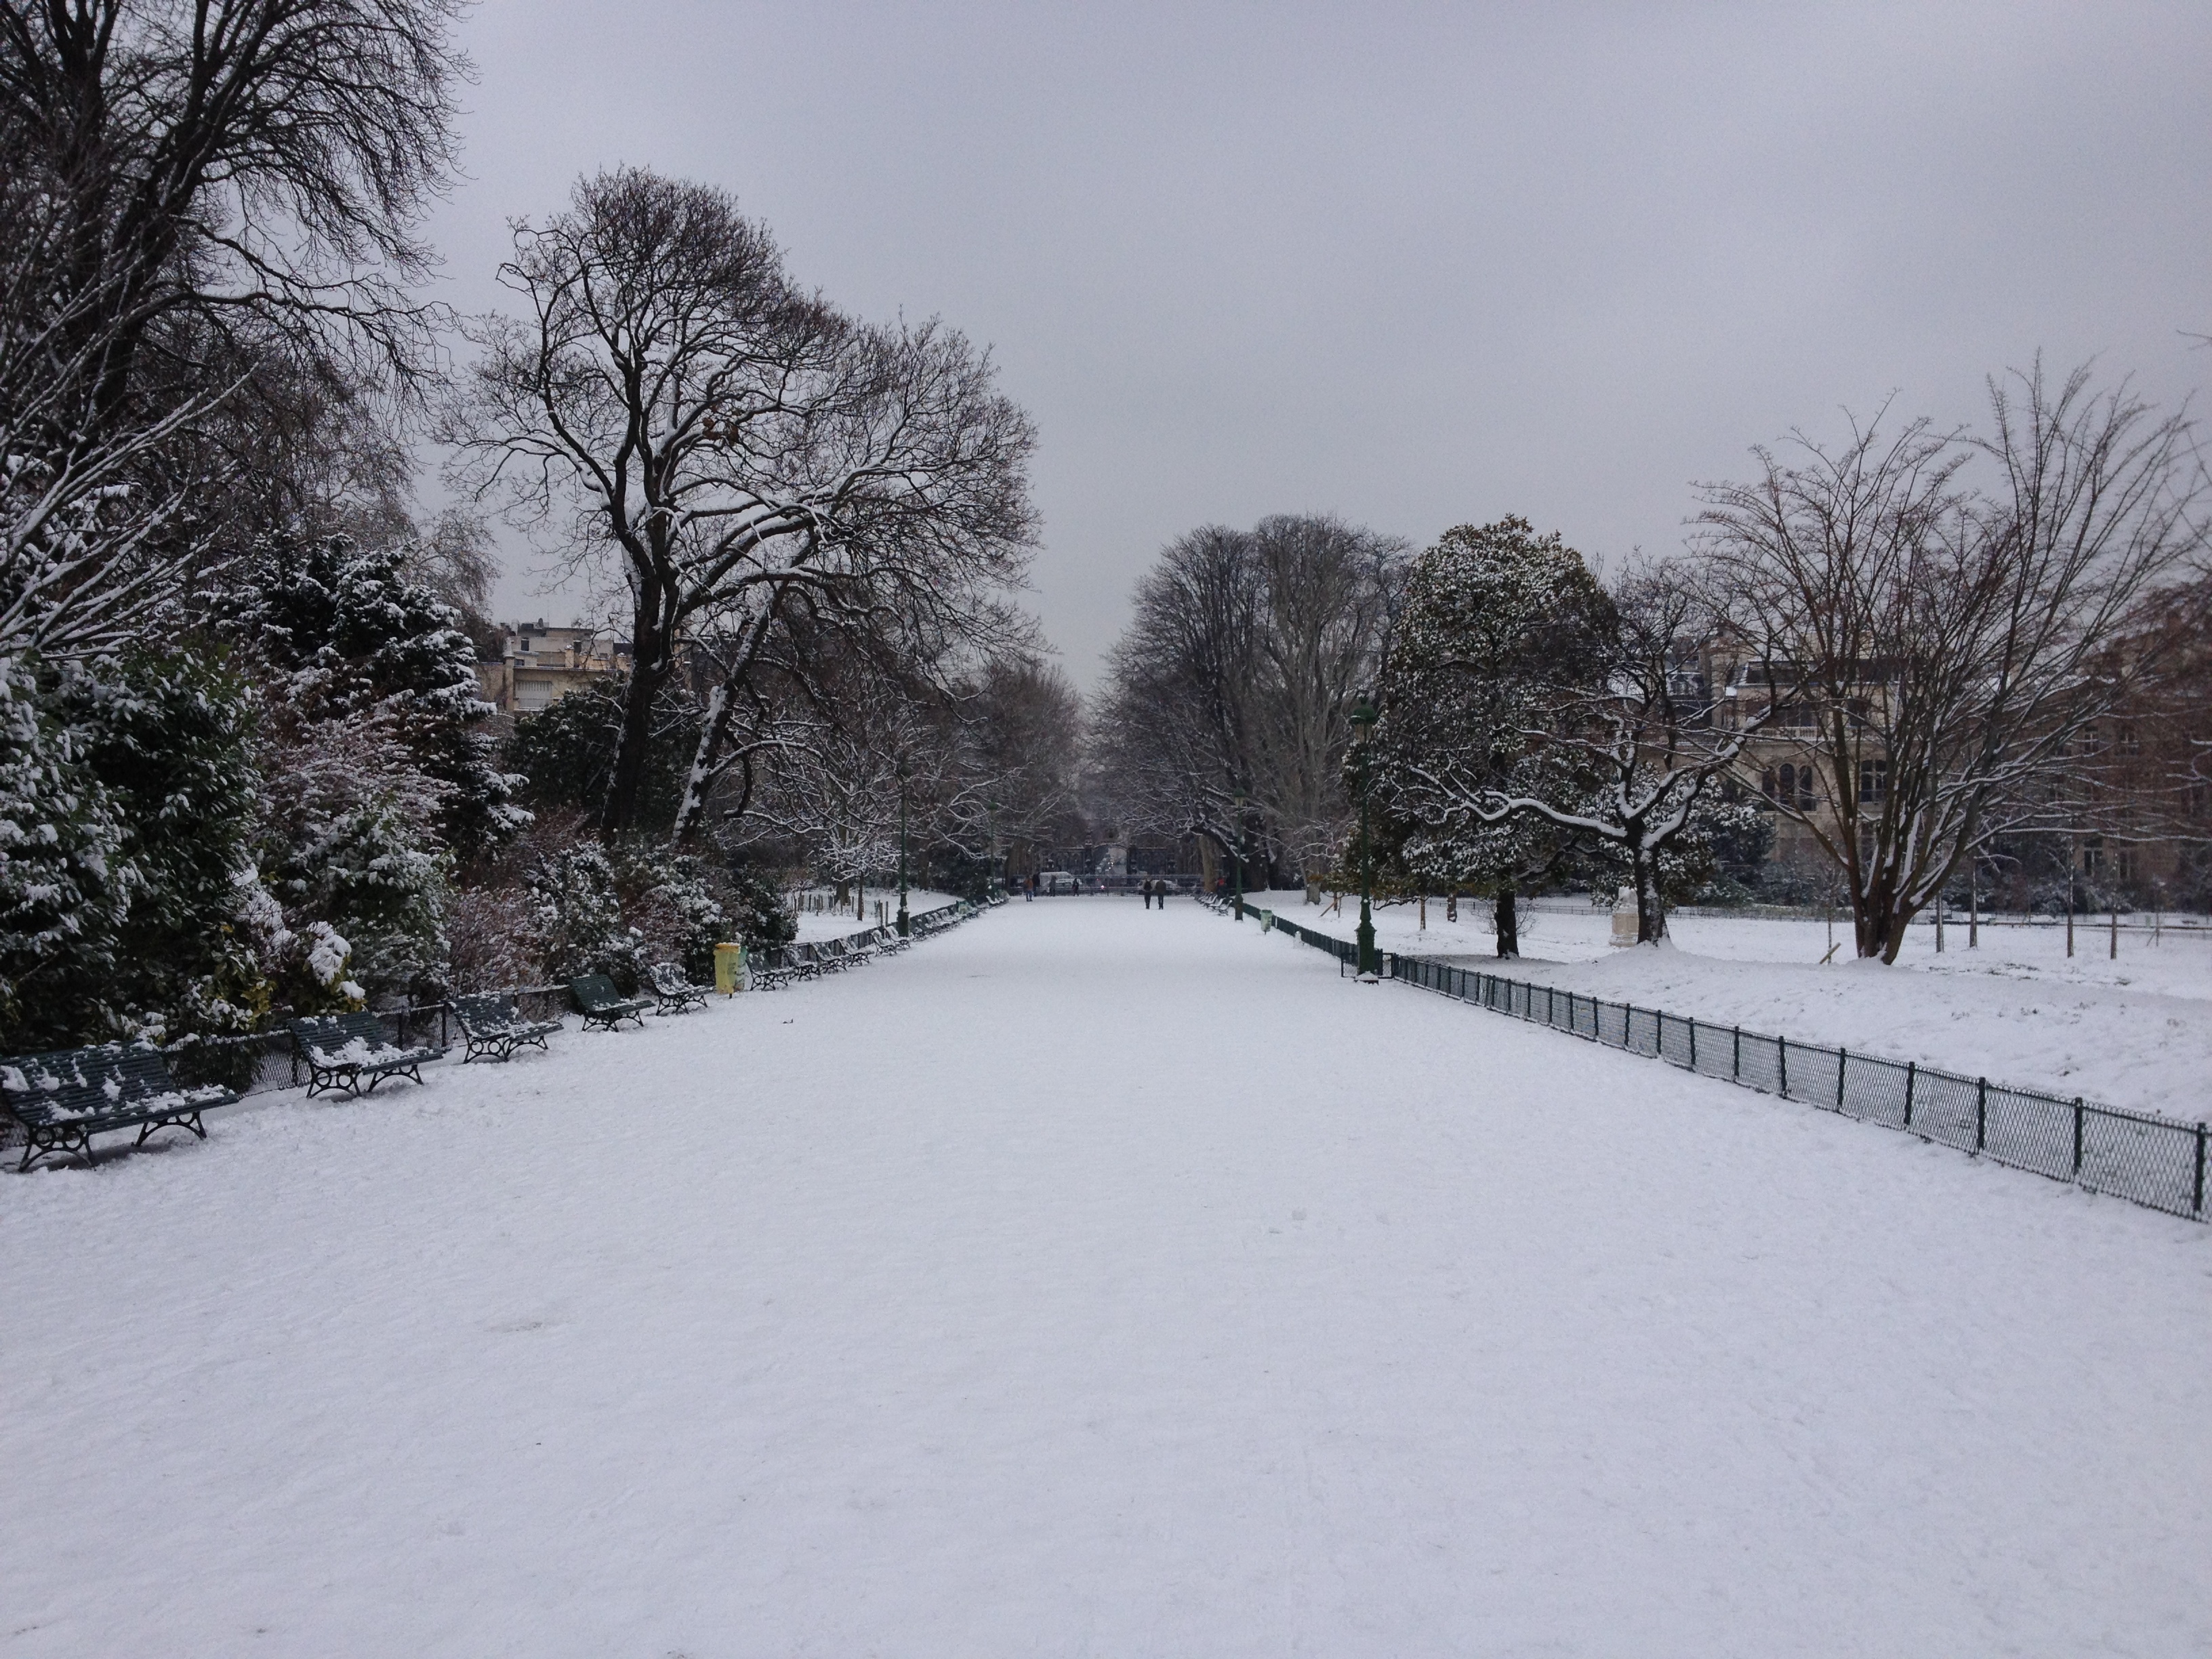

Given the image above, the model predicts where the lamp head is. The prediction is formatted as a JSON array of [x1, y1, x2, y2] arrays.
[[1350, 697, 1379, 744]]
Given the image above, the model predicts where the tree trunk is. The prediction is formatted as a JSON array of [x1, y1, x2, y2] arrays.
[[1494, 886, 1519, 957], [1632, 846, 1668, 943], [669, 682, 733, 850], [601, 647, 669, 841]]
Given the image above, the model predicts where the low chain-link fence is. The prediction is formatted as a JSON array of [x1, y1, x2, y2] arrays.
[[1206, 895, 2209, 1225]]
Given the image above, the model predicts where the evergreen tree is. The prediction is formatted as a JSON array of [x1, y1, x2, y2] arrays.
[[1367, 518, 1612, 956], [508, 676, 698, 835], [56, 649, 270, 1040], [0, 658, 132, 1048], [241, 532, 525, 862]]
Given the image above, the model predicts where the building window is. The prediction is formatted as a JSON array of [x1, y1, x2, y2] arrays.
[[1776, 701, 1817, 730], [1775, 763, 1815, 810], [1858, 758, 1889, 804]]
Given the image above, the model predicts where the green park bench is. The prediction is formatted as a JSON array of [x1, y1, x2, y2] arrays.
[[1, 1042, 239, 1170], [289, 1012, 445, 1098], [453, 993, 562, 1062], [570, 974, 650, 1031], [648, 963, 711, 1015]]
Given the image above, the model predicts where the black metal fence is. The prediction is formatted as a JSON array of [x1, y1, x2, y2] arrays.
[[1206, 895, 2210, 1225]]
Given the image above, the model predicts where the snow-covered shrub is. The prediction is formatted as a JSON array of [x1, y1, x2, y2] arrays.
[[443, 881, 544, 991], [238, 532, 527, 863], [53, 649, 272, 1040], [257, 711, 450, 1008], [0, 656, 133, 1049], [525, 838, 648, 991], [720, 860, 797, 951]]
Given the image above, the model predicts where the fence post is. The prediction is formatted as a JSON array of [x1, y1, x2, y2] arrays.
[[2072, 1099, 2084, 1177], [1837, 1048, 1847, 1109], [1778, 1036, 1788, 1098], [1732, 1025, 1741, 1080], [1975, 1078, 1988, 1153], [1904, 1063, 1916, 1128], [1688, 1018, 1697, 1071], [1623, 1003, 1633, 1050], [2195, 1122, 2206, 1216]]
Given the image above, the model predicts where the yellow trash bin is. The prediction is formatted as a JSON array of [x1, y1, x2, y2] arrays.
[[713, 941, 745, 994]]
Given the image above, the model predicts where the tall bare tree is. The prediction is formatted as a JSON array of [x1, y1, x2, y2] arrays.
[[1094, 514, 1400, 890], [1696, 362, 2206, 960], [445, 168, 1038, 846], [1, 0, 466, 428], [0, 0, 466, 657]]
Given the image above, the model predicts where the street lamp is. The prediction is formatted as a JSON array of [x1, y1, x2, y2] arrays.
[[1233, 792, 1247, 921], [896, 769, 910, 937], [1350, 697, 1379, 978]]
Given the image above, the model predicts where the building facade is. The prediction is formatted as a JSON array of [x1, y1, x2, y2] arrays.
[[473, 621, 629, 716]]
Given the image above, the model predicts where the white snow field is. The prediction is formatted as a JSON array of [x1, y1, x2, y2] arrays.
[[7, 899, 2211, 1658]]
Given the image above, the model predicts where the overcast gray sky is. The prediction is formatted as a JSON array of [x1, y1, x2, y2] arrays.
[[429, 1, 2212, 687]]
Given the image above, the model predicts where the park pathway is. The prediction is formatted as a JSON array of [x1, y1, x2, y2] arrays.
[[5, 898, 2209, 1656]]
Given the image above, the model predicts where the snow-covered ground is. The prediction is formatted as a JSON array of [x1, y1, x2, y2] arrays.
[[791, 887, 962, 942], [1254, 890, 2212, 1123], [7, 899, 2209, 1656]]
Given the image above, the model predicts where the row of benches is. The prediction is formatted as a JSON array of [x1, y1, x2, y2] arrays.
[[3, 911, 995, 1170], [1, 964, 717, 1172], [749, 926, 908, 989], [748, 900, 983, 988]]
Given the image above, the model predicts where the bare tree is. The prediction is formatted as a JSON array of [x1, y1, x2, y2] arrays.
[[922, 655, 1084, 866], [0, 0, 467, 657], [1696, 363, 2206, 960], [445, 168, 1038, 846], [0, 0, 467, 431], [1093, 514, 1400, 890]]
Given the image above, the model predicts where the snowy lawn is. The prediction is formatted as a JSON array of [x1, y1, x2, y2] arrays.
[[1257, 890, 2212, 1122], [789, 888, 962, 943], [7, 899, 2210, 1656]]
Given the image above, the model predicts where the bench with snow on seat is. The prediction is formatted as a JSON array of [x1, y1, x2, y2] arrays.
[[569, 973, 650, 1031], [1, 1043, 239, 1170], [647, 962, 711, 1015], [452, 993, 562, 1062], [289, 1012, 445, 1098], [746, 947, 797, 990]]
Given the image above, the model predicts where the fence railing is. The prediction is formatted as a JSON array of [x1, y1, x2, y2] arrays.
[[1205, 895, 2209, 1225]]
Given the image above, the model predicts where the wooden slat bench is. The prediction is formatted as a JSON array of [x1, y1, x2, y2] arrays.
[[749, 947, 798, 989], [1, 1043, 239, 1170], [453, 994, 562, 1063], [648, 964, 710, 1015], [570, 974, 649, 1031], [289, 1013, 445, 1098]]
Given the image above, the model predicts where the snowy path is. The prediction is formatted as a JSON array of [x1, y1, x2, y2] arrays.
[[7, 899, 2211, 1657]]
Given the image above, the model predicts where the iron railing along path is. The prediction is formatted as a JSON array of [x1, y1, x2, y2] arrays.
[[1203, 894, 2209, 1225]]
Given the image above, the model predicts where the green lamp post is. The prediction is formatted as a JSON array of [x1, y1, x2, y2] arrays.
[[1351, 697, 1378, 977], [896, 770, 911, 937], [1232, 792, 1247, 921]]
